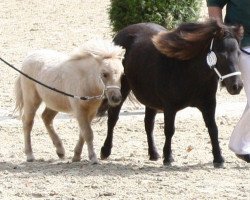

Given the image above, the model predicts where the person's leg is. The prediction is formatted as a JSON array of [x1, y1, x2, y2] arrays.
[[229, 47, 250, 162]]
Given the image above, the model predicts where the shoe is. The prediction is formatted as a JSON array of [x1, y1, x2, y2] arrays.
[[236, 154, 250, 163]]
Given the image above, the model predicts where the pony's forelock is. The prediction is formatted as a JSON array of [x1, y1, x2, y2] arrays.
[[70, 39, 125, 61]]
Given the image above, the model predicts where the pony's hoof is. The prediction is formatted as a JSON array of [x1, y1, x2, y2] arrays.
[[26, 154, 35, 162], [57, 152, 65, 159], [100, 146, 111, 160], [91, 159, 100, 165], [163, 156, 174, 166], [149, 152, 160, 161], [213, 156, 225, 168], [72, 156, 81, 162], [163, 161, 172, 166], [213, 162, 225, 168], [163, 159, 174, 166], [236, 154, 250, 163]]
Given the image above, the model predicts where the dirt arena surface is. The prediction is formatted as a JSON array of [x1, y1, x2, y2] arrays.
[[0, 0, 249, 199]]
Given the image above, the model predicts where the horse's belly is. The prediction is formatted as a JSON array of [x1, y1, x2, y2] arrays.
[[129, 83, 163, 110], [37, 87, 72, 113], [45, 100, 71, 113]]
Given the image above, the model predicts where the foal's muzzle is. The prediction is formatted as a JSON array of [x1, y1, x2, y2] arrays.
[[105, 86, 122, 106]]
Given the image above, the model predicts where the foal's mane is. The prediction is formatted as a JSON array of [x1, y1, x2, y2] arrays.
[[69, 39, 125, 61], [152, 19, 231, 60]]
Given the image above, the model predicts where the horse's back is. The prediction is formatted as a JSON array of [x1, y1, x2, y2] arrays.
[[114, 23, 166, 72], [114, 23, 166, 50], [20, 49, 72, 111], [22, 49, 68, 75]]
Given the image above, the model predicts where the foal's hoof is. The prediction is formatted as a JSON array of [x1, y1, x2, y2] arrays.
[[72, 156, 81, 162], [26, 155, 35, 162], [91, 159, 100, 165], [100, 146, 111, 160], [236, 154, 250, 163], [57, 152, 65, 159], [27, 158, 35, 162]]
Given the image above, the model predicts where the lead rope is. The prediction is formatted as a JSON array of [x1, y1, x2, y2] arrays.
[[206, 38, 241, 81], [0, 57, 119, 100]]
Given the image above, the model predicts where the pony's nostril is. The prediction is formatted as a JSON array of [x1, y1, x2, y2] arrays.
[[112, 95, 122, 103], [232, 84, 242, 92], [232, 84, 238, 91]]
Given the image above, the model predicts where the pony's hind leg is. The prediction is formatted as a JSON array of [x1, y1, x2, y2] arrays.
[[22, 95, 41, 162], [163, 108, 177, 166], [42, 107, 65, 159], [145, 107, 160, 160]]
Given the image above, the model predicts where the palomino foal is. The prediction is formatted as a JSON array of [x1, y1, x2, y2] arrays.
[[15, 39, 125, 164]]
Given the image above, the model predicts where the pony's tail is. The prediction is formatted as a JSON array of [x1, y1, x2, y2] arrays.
[[14, 76, 24, 117]]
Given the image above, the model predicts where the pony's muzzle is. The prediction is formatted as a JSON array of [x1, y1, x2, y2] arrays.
[[111, 95, 122, 104], [224, 77, 243, 95], [230, 81, 243, 95], [105, 86, 122, 106]]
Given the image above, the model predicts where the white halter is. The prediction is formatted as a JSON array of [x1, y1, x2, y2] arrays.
[[73, 77, 120, 100], [206, 38, 241, 81]]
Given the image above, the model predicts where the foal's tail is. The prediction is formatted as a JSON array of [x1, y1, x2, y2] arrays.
[[14, 76, 24, 116]]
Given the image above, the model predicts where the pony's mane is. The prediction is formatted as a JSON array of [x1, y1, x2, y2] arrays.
[[152, 19, 230, 60], [69, 39, 125, 61]]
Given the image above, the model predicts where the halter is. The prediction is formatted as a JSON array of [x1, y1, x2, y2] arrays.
[[85, 77, 120, 100], [50, 76, 120, 101], [206, 38, 241, 81]]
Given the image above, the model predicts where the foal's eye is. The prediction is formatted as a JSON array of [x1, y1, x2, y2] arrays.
[[102, 72, 109, 78]]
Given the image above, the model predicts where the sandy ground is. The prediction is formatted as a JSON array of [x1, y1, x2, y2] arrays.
[[0, 0, 249, 199]]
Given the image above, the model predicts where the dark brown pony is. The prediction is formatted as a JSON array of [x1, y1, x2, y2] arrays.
[[99, 20, 243, 167]]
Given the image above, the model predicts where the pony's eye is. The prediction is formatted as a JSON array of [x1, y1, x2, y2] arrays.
[[102, 72, 109, 78]]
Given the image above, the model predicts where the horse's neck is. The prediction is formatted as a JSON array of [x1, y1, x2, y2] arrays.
[[64, 59, 103, 94]]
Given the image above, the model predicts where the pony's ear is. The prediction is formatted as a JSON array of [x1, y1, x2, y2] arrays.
[[90, 53, 103, 63], [119, 48, 126, 60], [233, 25, 244, 41]]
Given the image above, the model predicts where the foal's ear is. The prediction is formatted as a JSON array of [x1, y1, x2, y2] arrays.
[[233, 25, 244, 41], [119, 48, 126, 60], [90, 53, 103, 63]]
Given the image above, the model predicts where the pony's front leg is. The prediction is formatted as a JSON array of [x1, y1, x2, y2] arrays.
[[144, 106, 160, 160], [75, 111, 98, 164], [101, 103, 122, 159], [199, 103, 224, 168], [101, 75, 131, 159], [163, 109, 176, 166], [72, 134, 84, 162]]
